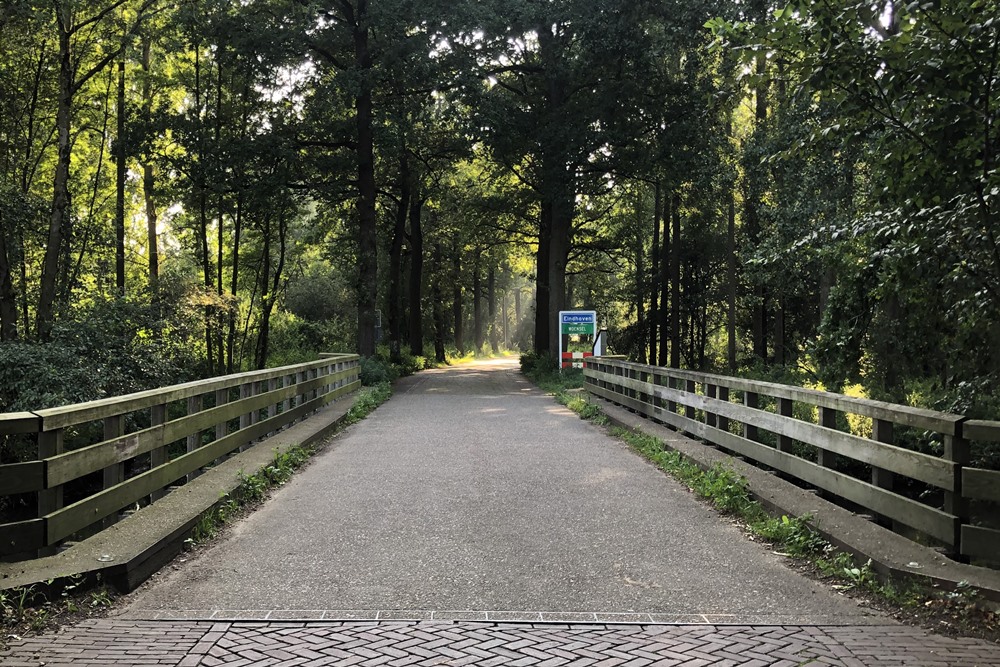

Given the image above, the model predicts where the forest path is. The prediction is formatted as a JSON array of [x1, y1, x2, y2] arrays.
[[117, 357, 879, 624]]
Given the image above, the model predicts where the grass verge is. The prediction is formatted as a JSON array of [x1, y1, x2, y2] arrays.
[[523, 362, 999, 642]]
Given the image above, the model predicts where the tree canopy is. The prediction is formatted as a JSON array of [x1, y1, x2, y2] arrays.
[[1, 0, 998, 425]]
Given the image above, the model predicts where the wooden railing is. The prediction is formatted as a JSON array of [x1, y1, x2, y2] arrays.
[[584, 357, 1000, 563], [0, 354, 360, 559]]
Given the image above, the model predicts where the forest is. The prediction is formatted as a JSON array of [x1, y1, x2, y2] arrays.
[[0, 0, 998, 425]]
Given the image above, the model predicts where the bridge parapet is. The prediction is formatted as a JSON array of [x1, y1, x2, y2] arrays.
[[584, 357, 1000, 566], [0, 354, 360, 559]]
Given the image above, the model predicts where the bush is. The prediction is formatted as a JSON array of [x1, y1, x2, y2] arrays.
[[519, 351, 557, 376], [359, 356, 399, 386]]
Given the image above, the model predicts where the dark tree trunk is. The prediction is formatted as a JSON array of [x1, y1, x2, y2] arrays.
[[38, 16, 73, 341], [0, 231, 16, 340], [227, 193, 243, 374], [634, 209, 646, 364], [657, 189, 671, 366], [473, 256, 483, 352], [432, 243, 446, 362], [408, 192, 424, 356], [452, 242, 464, 354], [115, 60, 126, 295], [141, 37, 158, 300], [533, 202, 551, 354], [727, 185, 738, 372], [748, 56, 769, 362], [649, 182, 660, 364], [488, 265, 498, 351], [388, 158, 410, 363], [354, 0, 377, 357], [670, 192, 681, 369]]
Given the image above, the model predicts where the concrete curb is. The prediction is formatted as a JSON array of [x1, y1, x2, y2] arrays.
[[595, 397, 1000, 603], [0, 392, 363, 594]]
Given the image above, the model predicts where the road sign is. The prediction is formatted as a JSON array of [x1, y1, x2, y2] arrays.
[[558, 310, 598, 368]]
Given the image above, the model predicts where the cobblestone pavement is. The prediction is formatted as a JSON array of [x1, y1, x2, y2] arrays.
[[2, 618, 999, 666]]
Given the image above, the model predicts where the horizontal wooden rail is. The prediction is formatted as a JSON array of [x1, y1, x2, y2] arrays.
[[584, 357, 1000, 563], [0, 354, 360, 559]]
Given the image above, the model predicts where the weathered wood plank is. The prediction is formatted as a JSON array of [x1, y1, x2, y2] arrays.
[[588, 368, 956, 490], [35, 356, 359, 431], [0, 413, 39, 435], [964, 420, 1000, 442], [595, 360, 961, 435], [44, 382, 357, 543], [43, 370, 355, 487], [46, 426, 165, 487], [0, 518, 44, 556], [587, 382, 957, 544], [0, 461, 45, 495], [963, 468, 1000, 502], [961, 525, 1000, 561]]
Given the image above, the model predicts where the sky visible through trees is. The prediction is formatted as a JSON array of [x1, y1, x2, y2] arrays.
[[0, 0, 999, 427]]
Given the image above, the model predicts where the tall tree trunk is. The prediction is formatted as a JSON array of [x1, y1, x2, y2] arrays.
[[649, 182, 660, 363], [141, 36, 158, 300], [354, 0, 377, 357], [488, 264, 498, 351], [37, 15, 73, 340], [408, 190, 424, 357], [452, 242, 464, 354], [226, 193, 243, 374], [657, 189, 671, 365], [748, 55, 769, 362], [388, 158, 410, 363], [473, 256, 483, 352], [0, 232, 16, 340], [670, 192, 681, 368], [546, 190, 573, 356], [432, 243, 446, 363], [727, 184, 737, 372], [115, 59, 126, 295], [533, 202, 551, 354], [634, 207, 646, 364], [195, 47, 214, 371]]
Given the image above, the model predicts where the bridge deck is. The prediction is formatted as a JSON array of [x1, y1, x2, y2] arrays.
[[3, 358, 998, 665]]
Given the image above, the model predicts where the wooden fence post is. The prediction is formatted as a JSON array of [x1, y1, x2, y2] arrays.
[[186, 396, 203, 481], [871, 418, 895, 528], [103, 415, 124, 525], [685, 379, 696, 420], [717, 386, 729, 433], [37, 428, 64, 555], [150, 403, 167, 501], [776, 397, 794, 453], [744, 391, 759, 441], [706, 384, 718, 428], [944, 432, 970, 560]]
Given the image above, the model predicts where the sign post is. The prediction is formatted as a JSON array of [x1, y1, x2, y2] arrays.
[[558, 310, 597, 369]]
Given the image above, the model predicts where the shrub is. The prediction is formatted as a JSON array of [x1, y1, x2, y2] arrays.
[[359, 356, 399, 385]]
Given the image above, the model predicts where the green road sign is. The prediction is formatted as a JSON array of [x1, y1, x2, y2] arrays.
[[562, 323, 594, 335]]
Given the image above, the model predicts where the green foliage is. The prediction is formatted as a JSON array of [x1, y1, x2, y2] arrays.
[[359, 356, 401, 386], [344, 382, 392, 426]]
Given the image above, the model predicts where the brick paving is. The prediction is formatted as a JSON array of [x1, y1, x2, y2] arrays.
[[3, 618, 999, 666]]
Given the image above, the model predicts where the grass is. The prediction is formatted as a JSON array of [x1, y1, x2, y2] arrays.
[[521, 359, 999, 639]]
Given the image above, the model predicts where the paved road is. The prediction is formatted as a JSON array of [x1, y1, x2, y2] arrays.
[[4, 358, 999, 666], [120, 358, 877, 623]]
